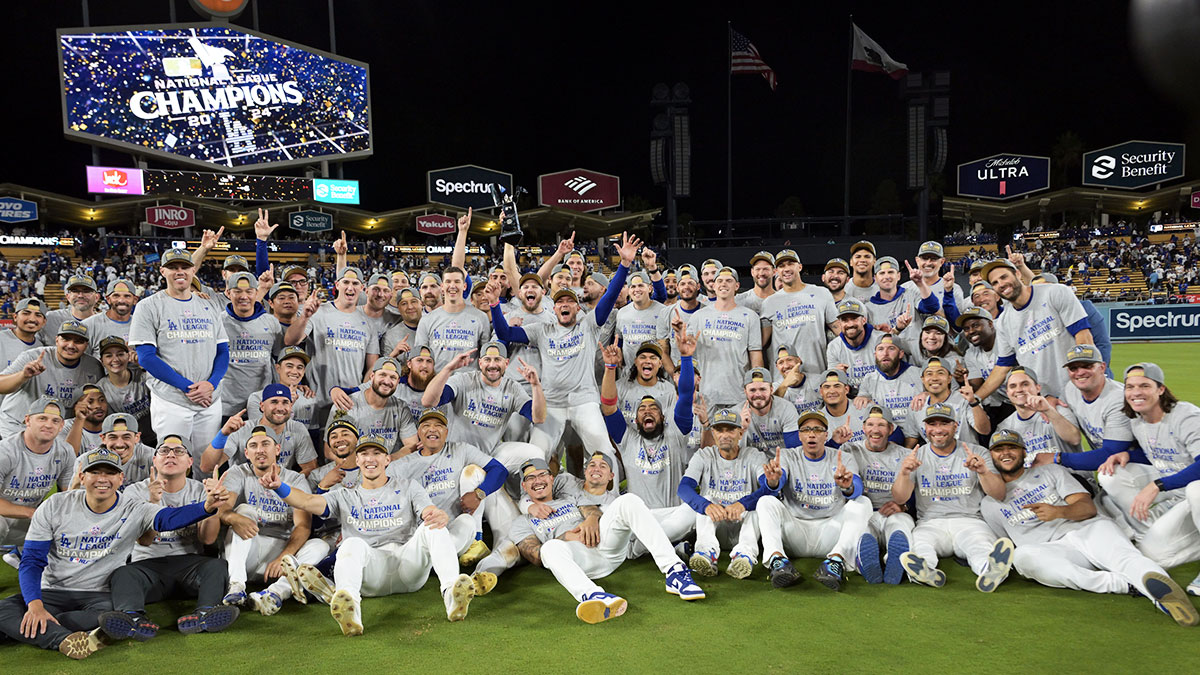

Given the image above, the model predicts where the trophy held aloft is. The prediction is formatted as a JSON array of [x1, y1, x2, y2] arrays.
[[491, 183, 526, 245]]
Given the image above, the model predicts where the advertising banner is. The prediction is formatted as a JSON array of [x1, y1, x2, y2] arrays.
[[415, 214, 456, 236], [1082, 140, 1185, 189], [145, 205, 195, 229], [289, 210, 333, 233], [957, 153, 1050, 200], [1109, 304, 1200, 341], [0, 198, 38, 224], [538, 168, 620, 213], [427, 165, 513, 209]]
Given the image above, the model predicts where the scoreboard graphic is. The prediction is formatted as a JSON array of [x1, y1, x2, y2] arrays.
[[58, 23, 372, 172]]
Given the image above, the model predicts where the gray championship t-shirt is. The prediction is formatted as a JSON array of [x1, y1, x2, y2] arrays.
[[221, 419, 317, 470], [322, 477, 433, 547], [303, 303, 379, 406], [247, 388, 318, 429], [993, 284, 1088, 399], [777, 447, 860, 520], [223, 463, 310, 539], [387, 442, 493, 518], [825, 327, 887, 388], [615, 378, 678, 427], [683, 445, 768, 507], [616, 301, 668, 368], [964, 342, 1010, 408], [327, 392, 416, 454], [507, 479, 600, 544], [127, 291, 229, 411], [124, 478, 208, 561], [97, 372, 152, 434], [760, 286, 837, 377], [0, 433, 75, 543], [742, 398, 800, 450], [909, 442, 991, 520], [618, 425, 692, 509], [1062, 378, 1131, 450], [519, 315, 604, 407], [414, 306, 492, 371], [997, 408, 1081, 464], [444, 371, 531, 452], [775, 374, 824, 416], [221, 311, 284, 416], [82, 314, 134, 356], [0, 347, 104, 437], [981, 464, 1088, 546], [1130, 401, 1200, 483], [842, 440, 910, 509], [72, 444, 155, 487], [857, 363, 925, 435], [687, 305, 762, 408]]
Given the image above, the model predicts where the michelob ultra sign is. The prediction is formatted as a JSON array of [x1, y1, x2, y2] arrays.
[[58, 23, 372, 171]]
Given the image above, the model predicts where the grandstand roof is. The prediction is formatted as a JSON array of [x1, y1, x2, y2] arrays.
[[944, 181, 1200, 226]]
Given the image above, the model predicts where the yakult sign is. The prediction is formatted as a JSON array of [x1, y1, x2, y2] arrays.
[[415, 214, 456, 236], [145, 205, 195, 229]]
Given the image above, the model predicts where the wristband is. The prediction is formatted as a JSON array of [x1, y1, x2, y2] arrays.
[[1154, 478, 1167, 492], [473, 488, 487, 500], [272, 483, 292, 499], [604, 363, 619, 369], [1052, 451, 1061, 465], [600, 396, 618, 406], [211, 432, 228, 450], [969, 399, 981, 408]]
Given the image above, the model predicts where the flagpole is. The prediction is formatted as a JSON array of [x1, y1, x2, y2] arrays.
[[843, 15, 853, 236], [727, 20, 733, 226]]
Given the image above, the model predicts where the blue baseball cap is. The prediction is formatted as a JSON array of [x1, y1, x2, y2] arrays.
[[261, 383, 292, 402]]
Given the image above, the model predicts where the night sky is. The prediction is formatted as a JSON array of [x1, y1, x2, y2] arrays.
[[8, 1, 1191, 228]]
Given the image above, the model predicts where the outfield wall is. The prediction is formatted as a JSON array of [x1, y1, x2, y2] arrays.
[[1098, 302, 1200, 341]]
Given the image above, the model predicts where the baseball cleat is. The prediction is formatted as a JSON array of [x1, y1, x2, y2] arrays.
[[471, 571, 497, 596], [249, 590, 283, 616], [900, 552, 946, 588], [1187, 572, 1200, 598], [883, 531, 910, 585], [177, 605, 239, 635], [814, 556, 846, 592], [58, 628, 110, 660], [665, 563, 706, 600], [279, 555, 307, 604], [458, 539, 490, 567], [688, 551, 718, 577], [975, 537, 1015, 593], [767, 555, 801, 589], [1143, 572, 1200, 627], [445, 574, 476, 622], [856, 533, 883, 584], [576, 592, 627, 624], [330, 590, 364, 636], [2, 550, 19, 570], [298, 564, 336, 605], [221, 582, 247, 607], [726, 553, 754, 580], [98, 610, 159, 642]]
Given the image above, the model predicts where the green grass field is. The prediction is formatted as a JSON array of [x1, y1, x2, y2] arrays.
[[3, 343, 1199, 673]]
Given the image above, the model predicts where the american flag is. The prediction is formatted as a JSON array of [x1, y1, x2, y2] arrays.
[[730, 28, 777, 91]]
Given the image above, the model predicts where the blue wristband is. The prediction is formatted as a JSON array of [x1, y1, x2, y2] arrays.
[[272, 483, 291, 499], [211, 432, 228, 450]]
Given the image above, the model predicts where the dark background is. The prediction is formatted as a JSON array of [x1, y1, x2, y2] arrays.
[[6, 1, 1193, 228]]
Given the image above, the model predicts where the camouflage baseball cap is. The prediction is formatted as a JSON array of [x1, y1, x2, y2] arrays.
[[981, 259, 1017, 282], [1063, 344, 1103, 367], [161, 248, 193, 266], [710, 408, 742, 429], [922, 403, 957, 423], [917, 241, 945, 258], [418, 409, 448, 427], [57, 320, 89, 339], [355, 436, 391, 453], [749, 251, 776, 266], [988, 429, 1026, 451], [98, 336, 129, 354], [80, 448, 123, 472], [825, 258, 850, 273], [64, 274, 98, 292], [836, 298, 867, 318], [797, 410, 829, 429], [849, 241, 876, 257], [954, 306, 993, 328], [922, 315, 950, 334], [774, 250, 800, 265], [275, 345, 310, 364], [222, 255, 250, 271]]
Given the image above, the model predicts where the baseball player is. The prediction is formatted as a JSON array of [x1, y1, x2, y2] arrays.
[[679, 408, 770, 578], [509, 458, 705, 624], [381, 288, 422, 359], [773, 345, 823, 416], [685, 266, 764, 413], [69, 413, 153, 489], [62, 384, 108, 456], [996, 366, 1081, 465], [825, 298, 886, 387], [327, 358, 418, 455], [1, 298, 46, 422], [37, 274, 99, 345], [1058, 343, 1134, 467], [822, 258, 852, 305], [0, 398, 75, 550], [266, 282, 301, 331], [219, 272, 285, 418], [863, 257, 937, 344], [854, 335, 925, 437], [741, 367, 801, 450], [957, 306, 1013, 428], [95, 337, 152, 442], [392, 344, 442, 421], [901, 357, 991, 447], [0, 448, 232, 659], [414, 266, 491, 370], [280, 266, 312, 303], [128, 248, 230, 472], [246, 346, 318, 429], [841, 405, 914, 584], [617, 271, 668, 367], [611, 341, 677, 426], [759, 250, 836, 378], [819, 369, 871, 447], [309, 419, 363, 495], [891, 404, 1013, 591], [901, 241, 965, 328], [735, 251, 776, 314], [360, 274, 400, 350], [981, 430, 1198, 627], [0, 320, 104, 438], [417, 272, 444, 312], [218, 425, 329, 615], [202, 384, 318, 475], [81, 279, 138, 355], [756, 411, 874, 591], [259, 436, 477, 635], [846, 241, 879, 302]]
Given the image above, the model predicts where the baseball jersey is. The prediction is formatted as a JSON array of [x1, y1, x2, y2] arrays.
[[1061, 378, 1132, 450], [387, 442, 492, 517], [909, 442, 991, 520], [617, 424, 692, 509], [443, 371, 531, 452], [845, 280, 879, 302], [321, 477, 433, 547], [823, 403, 871, 446], [760, 286, 837, 376], [414, 306, 492, 371], [26, 490, 162, 592], [124, 478, 208, 561], [224, 463, 310, 539], [127, 291, 229, 410], [775, 374, 824, 416], [842, 441, 909, 509], [221, 310, 284, 416], [1130, 401, 1200, 482], [220, 419, 317, 470], [97, 372, 152, 433], [734, 290, 772, 315], [993, 284, 1088, 398], [72, 444, 155, 486], [687, 304, 762, 407], [302, 303, 379, 406], [381, 321, 419, 363], [683, 446, 768, 507], [247, 388, 318, 429], [742, 398, 800, 450], [963, 342, 1009, 408], [82, 313, 133, 355], [997, 408, 1081, 465], [857, 363, 924, 433], [616, 301, 668, 367], [508, 479, 601, 544], [980, 464, 1089, 546], [518, 315, 605, 407], [825, 326, 886, 387], [0, 347, 104, 438], [776, 447, 859, 519], [327, 391, 416, 453], [615, 378, 678, 427]]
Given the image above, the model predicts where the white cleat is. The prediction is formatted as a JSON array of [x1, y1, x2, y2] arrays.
[[278, 555, 307, 605], [330, 589, 363, 636], [445, 574, 476, 622], [298, 564, 336, 605]]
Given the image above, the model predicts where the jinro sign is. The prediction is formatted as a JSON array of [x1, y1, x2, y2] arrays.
[[957, 153, 1050, 200], [145, 205, 195, 229]]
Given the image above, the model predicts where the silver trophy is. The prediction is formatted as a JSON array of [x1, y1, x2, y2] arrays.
[[491, 183, 526, 244]]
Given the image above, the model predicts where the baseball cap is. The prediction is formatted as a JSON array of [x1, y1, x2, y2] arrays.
[[988, 429, 1026, 451], [1007, 365, 1039, 385], [102, 413, 139, 434], [26, 396, 63, 419], [268, 282, 298, 299], [822, 369, 851, 386], [825, 258, 850, 273], [981, 259, 1017, 282], [1124, 362, 1165, 385], [710, 408, 742, 429], [480, 341, 508, 359], [368, 273, 392, 289], [584, 450, 615, 471], [418, 409, 448, 427], [627, 271, 651, 286], [160, 248, 194, 267], [57, 320, 88, 339], [488, 266, 505, 277], [970, 281, 996, 298], [922, 403, 957, 423], [636, 341, 663, 358], [406, 343, 434, 363], [418, 272, 442, 286], [701, 258, 723, 271], [874, 256, 900, 274], [637, 394, 662, 411], [98, 336, 129, 354], [281, 265, 307, 281], [550, 264, 570, 278], [798, 410, 829, 429], [390, 270, 410, 282], [520, 457, 552, 478], [553, 288, 580, 303], [743, 367, 771, 386], [749, 251, 776, 266], [355, 436, 390, 453], [676, 264, 700, 281], [64, 274, 98, 292], [14, 298, 45, 315], [588, 271, 609, 288], [339, 267, 364, 282], [70, 383, 103, 408], [969, 260, 987, 274], [80, 448, 123, 473], [261, 383, 292, 402], [1063, 344, 1104, 367], [226, 271, 258, 290], [275, 345, 310, 364], [106, 279, 135, 296], [836, 298, 866, 318], [1031, 273, 1059, 285], [247, 424, 281, 445], [922, 315, 950, 334], [372, 356, 403, 374], [326, 418, 360, 440], [917, 241, 945, 258], [396, 288, 419, 302], [469, 276, 488, 296], [663, 269, 677, 279], [518, 273, 543, 288], [565, 250, 586, 263], [955, 306, 993, 329], [864, 404, 894, 425], [714, 266, 739, 284], [922, 357, 951, 375], [775, 249, 800, 265], [222, 255, 250, 271], [775, 344, 797, 360], [849, 241, 876, 257], [157, 434, 189, 452]]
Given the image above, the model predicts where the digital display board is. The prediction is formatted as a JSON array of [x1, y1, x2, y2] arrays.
[[84, 166, 359, 204], [59, 23, 371, 171]]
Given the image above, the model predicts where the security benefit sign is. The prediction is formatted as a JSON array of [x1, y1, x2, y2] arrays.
[[1083, 141, 1186, 189], [957, 153, 1050, 200], [538, 169, 620, 213], [289, 210, 333, 233], [427, 165, 513, 210], [1109, 305, 1200, 341], [58, 23, 372, 171]]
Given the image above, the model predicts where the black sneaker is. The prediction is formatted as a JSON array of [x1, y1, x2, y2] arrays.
[[177, 605, 240, 635], [768, 555, 801, 588], [98, 610, 159, 641], [814, 556, 846, 591]]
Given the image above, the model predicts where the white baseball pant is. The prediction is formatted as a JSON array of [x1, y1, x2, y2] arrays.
[[867, 510, 916, 545], [911, 516, 999, 575], [223, 506, 330, 601], [0, 516, 30, 548], [334, 523, 459, 599], [757, 495, 874, 570], [529, 402, 613, 468], [694, 509, 760, 565], [150, 395, 223, 479], [1098, 463, 1200, 568], [629, 503, 696, 558], [1012, 518, 1167, 599]]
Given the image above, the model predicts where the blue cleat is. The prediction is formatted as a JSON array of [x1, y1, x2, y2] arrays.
[[884, 531, 910, 585], [98, 611, 158, 641], [767, 555, 801, 588], [1143, 572, 1200, 627], [975, 538, 1014, 593], [856, 533, 883, 584], [814, 556, 846, 591], [576, 592, 627, 624], [221, 583, 247, 607], [665, 563, 706, 600], [177, 605, 240, 635]]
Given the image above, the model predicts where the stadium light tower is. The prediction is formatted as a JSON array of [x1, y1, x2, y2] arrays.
[[904, 71, 949, 241], [650, 82, 691, 247]]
